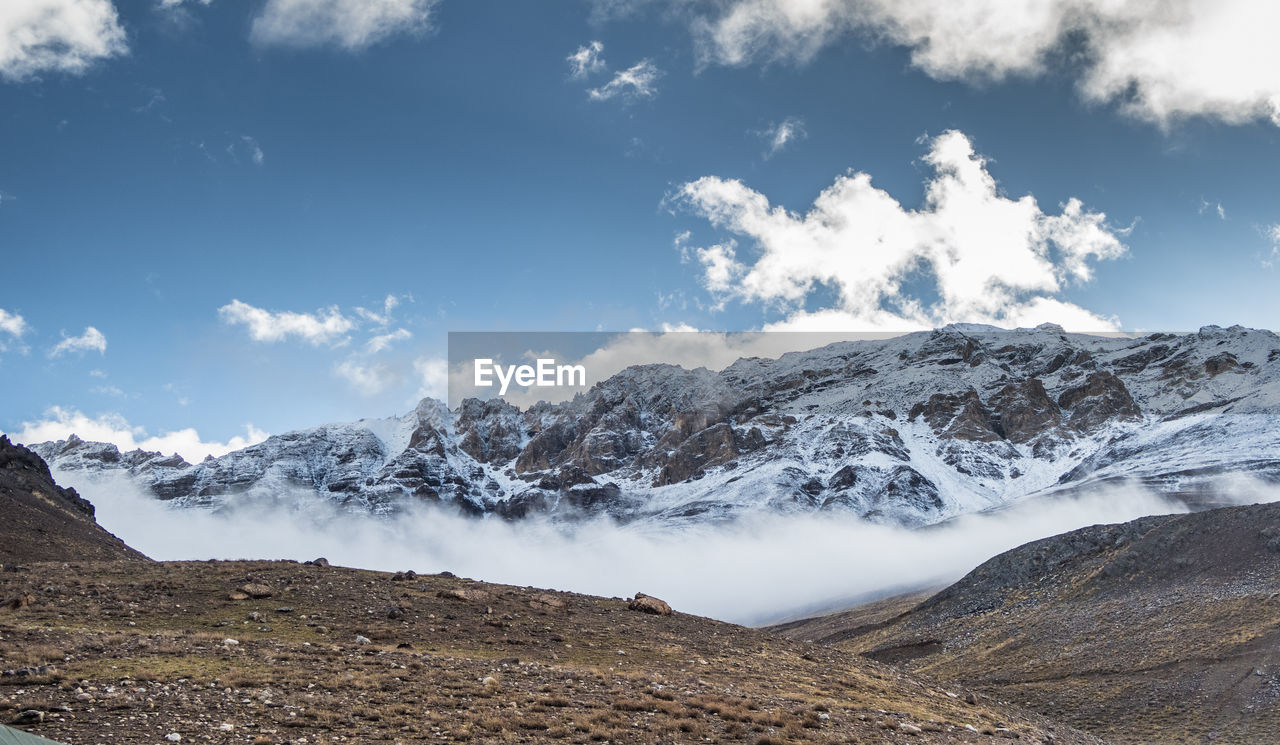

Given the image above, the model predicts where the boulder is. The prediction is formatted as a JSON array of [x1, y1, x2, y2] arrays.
[[628, 592, 672, 616]]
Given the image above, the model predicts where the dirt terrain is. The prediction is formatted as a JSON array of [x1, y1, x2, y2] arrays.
[[0, 558, 1106, 745], [774, 502, 1280, 745]]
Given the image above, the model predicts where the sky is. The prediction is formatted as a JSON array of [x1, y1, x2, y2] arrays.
[[2, 0, 1280, 461]]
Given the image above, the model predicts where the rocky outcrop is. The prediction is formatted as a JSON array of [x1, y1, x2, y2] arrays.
[[1057, 371, 1141, 432], [0, 436, 148, 562]]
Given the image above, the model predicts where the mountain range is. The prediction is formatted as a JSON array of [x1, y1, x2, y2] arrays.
[[27, 323, 1280, 527]]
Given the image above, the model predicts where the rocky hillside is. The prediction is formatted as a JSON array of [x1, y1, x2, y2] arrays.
[[30, 324, 1280, 527], [775, 501, 1280, 745], [0, 559, 1107, 745], [0, 436, 147, 564]]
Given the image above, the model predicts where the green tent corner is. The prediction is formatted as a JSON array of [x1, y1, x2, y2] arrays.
[[0, 725, 68, 745]]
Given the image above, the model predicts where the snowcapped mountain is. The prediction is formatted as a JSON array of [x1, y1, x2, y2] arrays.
[[29, 324, 1280, 527]]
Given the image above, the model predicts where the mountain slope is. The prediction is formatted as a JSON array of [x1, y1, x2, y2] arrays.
[[30, 324, 1280, 527], [0, 435, 147, 563], [0, 559, 1107, 745], [775, 501, 1280, 745]]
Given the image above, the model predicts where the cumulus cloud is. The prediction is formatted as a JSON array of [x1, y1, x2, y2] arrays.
[[48, 326, 107, 357], [681, 0, 1280, 128], [671, 129, 1127, 331], [567, 40, 606, 79], [757, 115, 806, 157], [218, 299, 355, 346], [1264, 223, 1280, 269], [0, 0, 127, 82], [588, 59, 662, 102], [250, 0, 439, 50], [6, 406, 267, 463]]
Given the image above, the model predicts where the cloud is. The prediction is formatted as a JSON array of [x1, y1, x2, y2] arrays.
[[250, 0, 439, 51], [567, 40, 606, 79], [588, 59, 662, 101], [227, 135, 265, 166], [1264, 224, 1280, 269], [334, 358, 399, 395], [48, 326, 107, 357], [757, 115, 806, 157], [52, 467, 1280, 625], [218, 299, 355, 346], [1199, 199, 1226, 220], [0, 308, 27, 339], [414, 355, 447, 400], [0, 0, 127, 82], [671, 129, 1127, 331], [158, 0, 212, 7], [669, 0, 1280, 128], [365, 327, 411, 354], [6, 406, 267, 463], [354, 293, 404, 326]]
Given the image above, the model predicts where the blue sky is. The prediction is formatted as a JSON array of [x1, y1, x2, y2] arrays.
[[2, 0, 1279, 459]]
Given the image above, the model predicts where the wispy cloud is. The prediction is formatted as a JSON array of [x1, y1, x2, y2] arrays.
[[218, 300, 355, 346], [49, 326, 107, 357], [250, 0, 440, 51], [567, 40, 606, 79], [588, 59, 662, 102], [365, 327, 412, 354], [756, 116, 806, 157], [0, 0, 128, 82]]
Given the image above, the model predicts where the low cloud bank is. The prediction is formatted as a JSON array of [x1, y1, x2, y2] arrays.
[[57, 471, 1279, 626]]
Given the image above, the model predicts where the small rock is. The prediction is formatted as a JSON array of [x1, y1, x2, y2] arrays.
[[227, 592, 249, 601], [354, 635, 371, 645], [12, 710, 44, 725], [627, 592, 672, 616], [222, 638, 239, 647], [165, 733, 181, 742], [307, 557, 329, 567]]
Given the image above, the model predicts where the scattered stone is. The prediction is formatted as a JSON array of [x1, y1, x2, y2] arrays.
[[627, 592, 672, 616], [438, 587, 490, 603], [274, 606, 294, 614], [354, 635, 371, 645], [165, 733, 181, 742], [306, 557, 329, 567], [11, 710, 44, 725], [227, 592, 249, 601]]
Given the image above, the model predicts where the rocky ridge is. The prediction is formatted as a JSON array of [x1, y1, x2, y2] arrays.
[[28, 324, 1280, 527]]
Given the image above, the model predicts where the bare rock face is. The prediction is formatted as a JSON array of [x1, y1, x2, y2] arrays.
[[989, 379, 1062, 443], [455, 398, 524, 464], [909, 390, 1001, 442], [628, 593, 672, 616], [1057, 371, 1141, 432]]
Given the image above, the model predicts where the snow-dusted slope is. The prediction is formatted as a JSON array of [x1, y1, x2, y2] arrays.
[[30, 324, 1280, 526]]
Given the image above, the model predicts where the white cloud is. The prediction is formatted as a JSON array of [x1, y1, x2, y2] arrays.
[[680, 0, 1280, 128], [414, 355, 447, 400], [231, 135, 265, 166], [0, 308, 27, 339], [6, 406, 267, 463], [672, 129, 1126, 331], [158, 0, 213, 8], [1264, 223, 1280, 269], [757, 115, 806, 157], [567, 40, 606, 79], [588, 59, 662, 101], [1200, 199, 1226, 220], [48, 326, 107, 357], [250, 0, 439, 51], [0, 0, 127, 82], [354, 293, 403, 326], [334, 358, 399, 395], [365, 327, 411, 354], [218, 299, 355, 346]]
